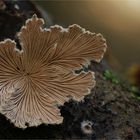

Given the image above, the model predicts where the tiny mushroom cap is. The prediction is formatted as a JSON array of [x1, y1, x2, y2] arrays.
[[0, 14, 107, 128], [81, 120, 94, 135]]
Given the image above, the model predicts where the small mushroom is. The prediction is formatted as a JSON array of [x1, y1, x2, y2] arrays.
[[81, 120, 94, 135], [0, 15, 107, 128], [0, 0, 6, 10]]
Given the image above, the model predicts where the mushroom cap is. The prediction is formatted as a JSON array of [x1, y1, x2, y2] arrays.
[[0, 15, 107, 128]]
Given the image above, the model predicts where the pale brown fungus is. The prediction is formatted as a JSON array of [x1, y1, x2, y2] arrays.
[[0, 15, 107, 128]]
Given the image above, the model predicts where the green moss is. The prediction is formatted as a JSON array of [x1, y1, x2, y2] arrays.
[[130, 86, 139, 93], [129, 86, 140, 101], [103, 70, 120, 84]]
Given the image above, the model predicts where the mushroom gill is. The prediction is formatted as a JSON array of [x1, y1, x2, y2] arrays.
[[0, 15, 107, 128]]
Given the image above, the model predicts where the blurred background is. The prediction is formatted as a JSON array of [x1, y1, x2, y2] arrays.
[[34, 0, 140, 87]]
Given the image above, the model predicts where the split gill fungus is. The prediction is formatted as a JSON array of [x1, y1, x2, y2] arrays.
[[0, 15, 107, 128]]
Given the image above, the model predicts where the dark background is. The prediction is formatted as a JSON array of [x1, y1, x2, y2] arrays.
[[35, 0, 140, 70]]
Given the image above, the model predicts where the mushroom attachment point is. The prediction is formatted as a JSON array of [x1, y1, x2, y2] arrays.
[[0, 14, 107, 128]]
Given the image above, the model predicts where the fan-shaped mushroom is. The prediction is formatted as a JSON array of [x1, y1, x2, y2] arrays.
[[0, 15, 107, 128]]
